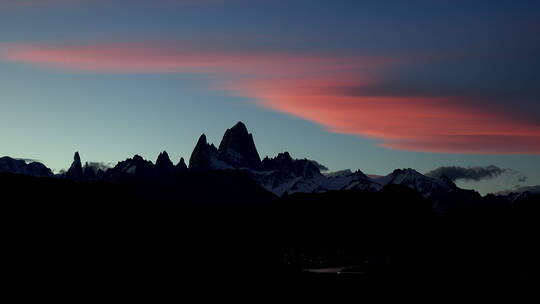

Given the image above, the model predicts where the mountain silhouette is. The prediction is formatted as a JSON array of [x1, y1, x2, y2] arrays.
[[218, 121, 261, 169], [0, 156, 53, 177], [1, 120, 538, 218], [1, 121, 539, 285], [0, 121, 513, 208], [189, 134, 222, 170], [65, 152, 83, 181]]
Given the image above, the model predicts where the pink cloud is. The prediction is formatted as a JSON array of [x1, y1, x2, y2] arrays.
[[241, 91, 540, 154], [0, 43, 394, 75], [2, 42, 539, 154]]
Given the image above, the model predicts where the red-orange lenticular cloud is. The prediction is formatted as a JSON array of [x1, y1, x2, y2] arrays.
[[2, 43, 540, 154]]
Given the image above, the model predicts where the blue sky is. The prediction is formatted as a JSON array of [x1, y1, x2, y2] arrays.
[[1, 0, 539, 194]]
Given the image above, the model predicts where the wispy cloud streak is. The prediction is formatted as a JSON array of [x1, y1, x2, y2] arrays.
[[2, 42, 539, 154], [426, 165, 508, 182]]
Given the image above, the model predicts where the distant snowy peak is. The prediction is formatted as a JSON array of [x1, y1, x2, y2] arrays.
[[496, 185, 540, 203], [252, 156, 383, 196], [376, 168, 445, 186], [321, 169, 380, 190], [375, 168, 450, 197], [329, 170, 382, 191], [372, 168, 481, 211]]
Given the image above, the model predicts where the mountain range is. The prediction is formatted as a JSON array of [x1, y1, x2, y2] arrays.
[[2, 121, 539, 284], [1, 121, 535, 208]]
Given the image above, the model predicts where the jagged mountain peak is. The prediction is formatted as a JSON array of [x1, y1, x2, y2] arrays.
[[231, 121, 248, 132], [197, 134, 208, 146], [259, 151, 322, 181], [105, 154, 155, 180], [190, 133, 220, 170], [352, 169, 370, 179], [218, 121, 261, 169], [371, 167, 482, 211], [154, 151, 175, 177], [381, 168, 444, 186], [156, 151, 173, 168], [74, 152, 81, 163], [66, 151, 84, 181], [276, 152, 292, 160]]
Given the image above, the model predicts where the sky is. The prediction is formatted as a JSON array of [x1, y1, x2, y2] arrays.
[[1, 0, 539, 194]]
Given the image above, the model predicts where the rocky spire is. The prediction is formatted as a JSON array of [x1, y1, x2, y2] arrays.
[[189, 134, 219, 170], [66, 152, 84, 181], [74, 152, 81, 164], [218, 121, 261, 169]]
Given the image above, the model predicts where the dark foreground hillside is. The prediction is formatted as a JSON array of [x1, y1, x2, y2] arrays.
[[2, 172, 538, 290]]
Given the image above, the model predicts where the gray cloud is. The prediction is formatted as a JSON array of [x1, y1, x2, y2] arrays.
[[308, 160, 328, 172], [426, 165, 508, 182], [517, 175, 528, 182], [83, 162, 113, 173], [15, 158, 41, 163]]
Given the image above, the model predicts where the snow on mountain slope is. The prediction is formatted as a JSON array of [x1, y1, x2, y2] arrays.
[[2, 122, 484, 206], [244, 165, 381, 196], [495, 185, 540, 203], [374, 168, 450, 198]]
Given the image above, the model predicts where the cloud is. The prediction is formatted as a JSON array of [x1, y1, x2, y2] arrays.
[[517, 175, 528, 183], [307, 160, 328, 172], [425, 165, 509, 182], [0, 43, 392, 74], [15, 158, 41, 163], [83, 161, 112, 173], [2, 42, 540, 154]]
